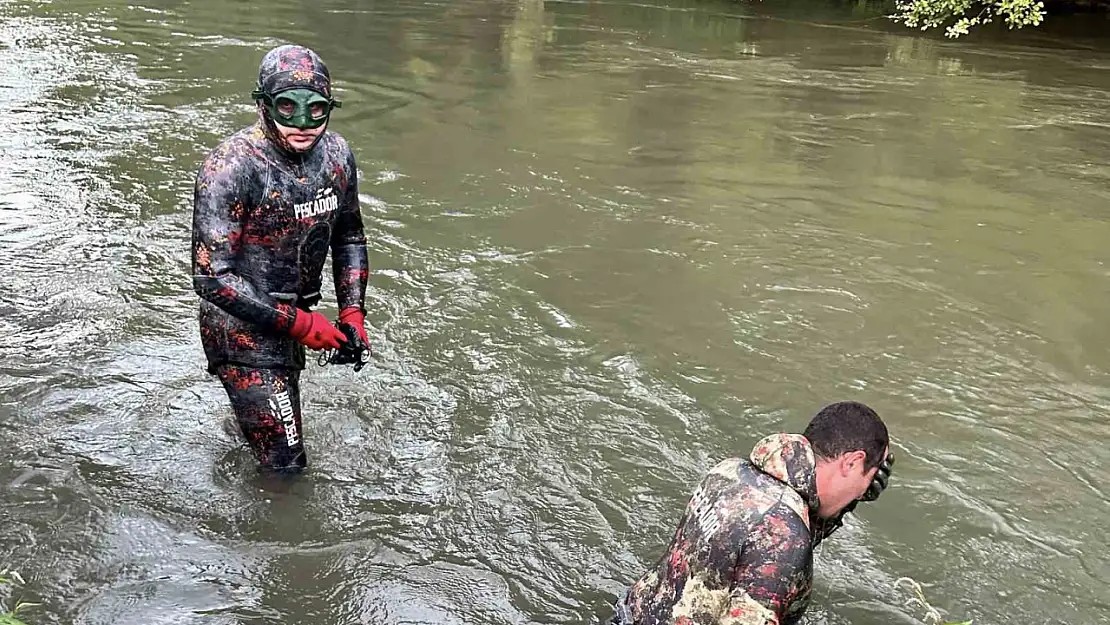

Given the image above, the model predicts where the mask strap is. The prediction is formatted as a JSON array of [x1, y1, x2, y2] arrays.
[[252, 88, 341, 109]]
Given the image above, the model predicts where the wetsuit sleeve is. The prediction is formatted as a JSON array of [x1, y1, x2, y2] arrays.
[[331, 147, 369, 312], [191, 143, 298, 332], [720, 510, 811, 625]]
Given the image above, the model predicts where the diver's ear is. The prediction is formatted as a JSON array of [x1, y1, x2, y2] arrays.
[[841, 450, 867, 476]]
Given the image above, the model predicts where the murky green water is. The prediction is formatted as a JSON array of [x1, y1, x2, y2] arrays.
[[2, 0, 1109, 623]]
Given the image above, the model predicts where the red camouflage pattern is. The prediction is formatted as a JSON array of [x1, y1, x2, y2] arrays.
[[617, 434, 841, 625]]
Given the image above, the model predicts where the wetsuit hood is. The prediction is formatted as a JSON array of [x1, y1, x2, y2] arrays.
[[749, 433, 821, 512], [256, 44, 334, 98], [252, 44, 337, 156]]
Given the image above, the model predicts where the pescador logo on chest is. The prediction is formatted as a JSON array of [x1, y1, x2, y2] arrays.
[[294, 187, 338, 219]]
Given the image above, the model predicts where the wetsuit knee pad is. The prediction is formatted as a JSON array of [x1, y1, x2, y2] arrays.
[[216, 365, 307, 472]]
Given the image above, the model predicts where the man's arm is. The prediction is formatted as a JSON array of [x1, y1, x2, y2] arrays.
[[191, 143, 299, 333], [720, 510, 811, 625], [331, 147, 369, 312]]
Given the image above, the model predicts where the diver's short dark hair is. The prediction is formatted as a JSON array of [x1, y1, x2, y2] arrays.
[[804, 401, 889, 470]]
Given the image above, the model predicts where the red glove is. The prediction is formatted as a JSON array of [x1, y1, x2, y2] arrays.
[[289, 310, 346, 350], [338, 307, 369, 346]]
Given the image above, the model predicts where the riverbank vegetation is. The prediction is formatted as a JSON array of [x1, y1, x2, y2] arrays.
[[885, 0, 1110, 37], [735, 0, 1109, 38], [0, 571, 33, 625], [890, 0, 1046, 38]]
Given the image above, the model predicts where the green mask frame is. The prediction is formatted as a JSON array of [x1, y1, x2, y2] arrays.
[[253, 87, 341, 129]]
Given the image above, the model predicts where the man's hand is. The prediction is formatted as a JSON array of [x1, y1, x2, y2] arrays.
[[319, 306, 370, 371], [289, 310, 347, 350], [337, 306, 369, 348]]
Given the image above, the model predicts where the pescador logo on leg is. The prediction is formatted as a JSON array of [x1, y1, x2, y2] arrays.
[[268, 390, 300, 447], [294, 187, 338, 219]]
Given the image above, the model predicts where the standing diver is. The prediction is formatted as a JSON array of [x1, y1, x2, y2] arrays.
[[191, 44, 370, 474]]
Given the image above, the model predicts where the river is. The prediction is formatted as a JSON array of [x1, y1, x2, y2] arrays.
[[1, 0, 1108, 623]]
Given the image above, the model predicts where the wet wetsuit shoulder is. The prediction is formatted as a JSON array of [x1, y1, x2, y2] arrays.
[[190, 127, 299, 333], [621, 458, 814, 625]]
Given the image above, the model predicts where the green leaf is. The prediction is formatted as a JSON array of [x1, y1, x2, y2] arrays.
[[0, 613, 30, 625], [12, 603, 39, 615], [889, 0, 1045, 37]]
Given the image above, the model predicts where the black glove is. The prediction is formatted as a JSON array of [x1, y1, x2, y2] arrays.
[[861, 452, 894, 502]]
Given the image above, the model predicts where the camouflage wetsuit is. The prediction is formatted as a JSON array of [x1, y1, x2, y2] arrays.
[[191, 46, 368, 471], [613, 433, 847, 625]]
